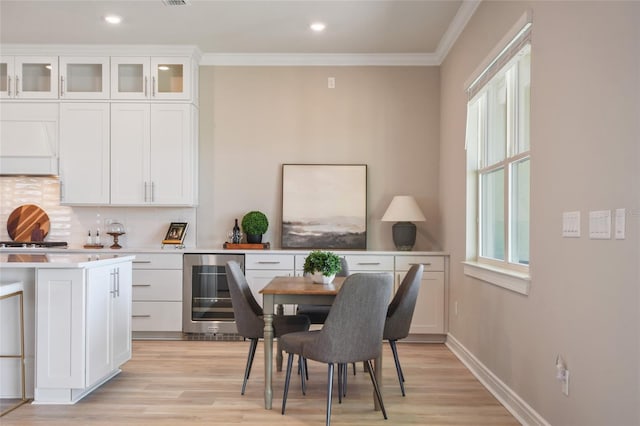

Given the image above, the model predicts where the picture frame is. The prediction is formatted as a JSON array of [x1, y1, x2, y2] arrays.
[[162, 222, 188, 245], [281, 164, 367, 249]]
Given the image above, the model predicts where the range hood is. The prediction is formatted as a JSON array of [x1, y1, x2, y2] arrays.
[[0, 103, 59, 176]]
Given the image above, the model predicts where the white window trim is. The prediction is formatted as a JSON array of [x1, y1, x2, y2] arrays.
[[463, 261, 530, 295], [464, 11, 533, 295]]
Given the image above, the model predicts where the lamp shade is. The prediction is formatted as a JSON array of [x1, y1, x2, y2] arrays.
[[381, 196, 426, 222]]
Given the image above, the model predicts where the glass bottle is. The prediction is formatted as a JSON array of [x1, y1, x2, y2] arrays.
[[232, 219, 241, 244]]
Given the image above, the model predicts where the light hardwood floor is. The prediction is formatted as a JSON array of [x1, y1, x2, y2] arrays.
[[2, 340, 519, 425]]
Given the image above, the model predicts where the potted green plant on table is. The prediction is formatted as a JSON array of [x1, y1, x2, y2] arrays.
[[241, 211, 269, 244], [303, 250, 343, 284]]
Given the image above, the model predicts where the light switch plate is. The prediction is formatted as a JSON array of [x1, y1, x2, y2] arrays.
[[589, 210, 611, 239], [615, 208, 626, 239], [562, 211, 581, 237]]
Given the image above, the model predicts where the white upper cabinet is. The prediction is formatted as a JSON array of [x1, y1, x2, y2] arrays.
[[110, 103, 196, 206], [111, 56, 191, 100], [0, 56, 58, 99], [59, 56, 110, 99]]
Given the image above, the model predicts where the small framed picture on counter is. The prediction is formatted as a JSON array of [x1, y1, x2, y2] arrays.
[[162, 222, 188, 245]]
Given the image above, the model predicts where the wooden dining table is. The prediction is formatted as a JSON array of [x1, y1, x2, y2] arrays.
[[259, 275, 382, 411]]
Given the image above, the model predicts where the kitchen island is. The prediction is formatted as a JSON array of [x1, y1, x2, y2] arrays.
[[0, 254, 134, 404]]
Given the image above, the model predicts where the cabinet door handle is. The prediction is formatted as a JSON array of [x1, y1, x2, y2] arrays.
[[116, 268, 120, 297], [150, 182, 155, 202], [15, 76, 19, 96], [60, 76, 65, 97], [110, 270, 117, 298], [133, 260, 152, 264], [7, 76, 11, 97], [152, 76, 156, 97], [133, 284, 151, 287], [144, 76, 148, 97], [357, 262, 381, 265], [257, 261, 280, 264], [132, 314, 151, 318]]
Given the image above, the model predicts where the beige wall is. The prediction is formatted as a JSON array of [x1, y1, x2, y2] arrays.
[[440, 1, 639, 425], [197, 66, 441, 250]]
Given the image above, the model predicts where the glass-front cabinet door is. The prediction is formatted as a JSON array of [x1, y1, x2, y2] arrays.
[[1, 56, 58, 99], [151, 57, 190, 100], [59, 57, 109, 99], [111, 57, 150, 100], [111, 56, 190, 100]]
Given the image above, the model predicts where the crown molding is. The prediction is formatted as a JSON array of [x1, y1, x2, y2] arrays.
[[200, 52, 440, 66], [435, 0, 482, 64], [0, 44, 202, 59]]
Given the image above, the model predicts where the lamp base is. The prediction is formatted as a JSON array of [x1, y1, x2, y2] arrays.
[[392, 222, 416, 251]]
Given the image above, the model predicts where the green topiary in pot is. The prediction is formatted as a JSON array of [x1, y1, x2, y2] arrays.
[[241, 211, 269, 243], [303, 250, 342, 283]]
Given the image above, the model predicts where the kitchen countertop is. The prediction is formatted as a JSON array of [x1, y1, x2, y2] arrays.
[[0, 253, 136, 268]]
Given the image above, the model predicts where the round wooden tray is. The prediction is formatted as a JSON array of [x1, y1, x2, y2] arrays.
[[7, 204, 50, 242]]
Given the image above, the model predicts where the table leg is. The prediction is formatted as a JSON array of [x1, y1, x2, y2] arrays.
[[276, 304, 284, 371], [263, 295, 274, 410]]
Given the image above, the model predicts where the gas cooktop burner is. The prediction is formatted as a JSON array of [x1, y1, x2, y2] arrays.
[[0, 241, 68, 248]]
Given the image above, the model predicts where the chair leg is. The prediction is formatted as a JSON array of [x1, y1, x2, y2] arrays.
[[337, 363, 343, 404], [300, 356, 307, 395], [366, 360, 388, 420], [389, 340, 406, 396], [282, 353, 295, 415], [343, 363, 348, 397], [352, 362, 356, 375], [326, 363, 334, 426], [241, 338, 258, 395]]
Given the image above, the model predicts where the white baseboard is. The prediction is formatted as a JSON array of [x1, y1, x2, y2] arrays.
[[445, 334, 551, 426]]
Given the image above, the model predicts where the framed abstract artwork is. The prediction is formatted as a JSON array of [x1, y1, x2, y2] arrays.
[[281, 164, 367, 249]]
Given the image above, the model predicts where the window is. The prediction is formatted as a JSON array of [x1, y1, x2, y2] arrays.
[[464, 19, 531, 294]]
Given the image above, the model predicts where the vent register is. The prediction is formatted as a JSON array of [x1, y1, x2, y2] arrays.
[[162, 0, 191, 6]]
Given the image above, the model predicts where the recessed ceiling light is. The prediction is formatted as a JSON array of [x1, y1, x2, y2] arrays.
[[104, 15, 122, 25], [310, 22, 326, 32]]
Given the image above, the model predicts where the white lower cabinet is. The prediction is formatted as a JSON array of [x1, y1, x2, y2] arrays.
[[395, 255, 445, 334], [245, 253, 294, 314], [131, 253, 183, 334], [35, 260, 132, 403]]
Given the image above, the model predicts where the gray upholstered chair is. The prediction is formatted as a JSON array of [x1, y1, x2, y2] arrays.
[[225, 261, 310, 395], [280, 273, 393, 426], [383, 263, 424, 396], [296, 257, 349, 324]]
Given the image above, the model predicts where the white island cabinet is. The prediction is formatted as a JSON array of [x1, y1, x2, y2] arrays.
[[0, 254, 134, 405]]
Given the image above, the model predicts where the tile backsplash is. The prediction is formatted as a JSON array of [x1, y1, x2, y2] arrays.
[[0, 177, 196, 248]]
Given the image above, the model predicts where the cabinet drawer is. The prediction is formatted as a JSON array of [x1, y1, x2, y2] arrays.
[[132, 301, 182, 331], [395, 255, 444, 272], [344, 255, 394, 271], [132, 270, 182, 301], [245, 254, 294, 270], [132, 253, 183, 270]]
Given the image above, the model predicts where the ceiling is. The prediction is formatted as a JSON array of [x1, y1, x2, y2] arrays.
[[0, 1, 479, 65]]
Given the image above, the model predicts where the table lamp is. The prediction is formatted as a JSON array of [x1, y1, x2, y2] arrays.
[[381, 195, 426, 251]]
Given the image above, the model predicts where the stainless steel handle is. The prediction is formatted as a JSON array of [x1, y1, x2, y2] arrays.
[[15, 76, 19, 96], [7, 76, 11, 97], [152, 76, 156, 97], [357, 262, 381, 265], [144, 76, 148, 97], [133, 284, 151, 287], [110, 270, 117, 298], [150, 182, 155, 202], [257, 261, 281, 264], [116, 268, 120, 297], [60, 76, 65, 97], [132, 314, 151, 318], [133, 260, 152, 264]]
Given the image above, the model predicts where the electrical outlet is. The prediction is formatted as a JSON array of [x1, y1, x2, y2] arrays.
[[328, 77, 335, 88]]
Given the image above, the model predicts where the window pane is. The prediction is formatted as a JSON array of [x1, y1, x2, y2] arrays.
[[516, 48, 531, 154], [484, 74, 507, 167], [480, 168, 505, 260], [510, 158, 530, 265]]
